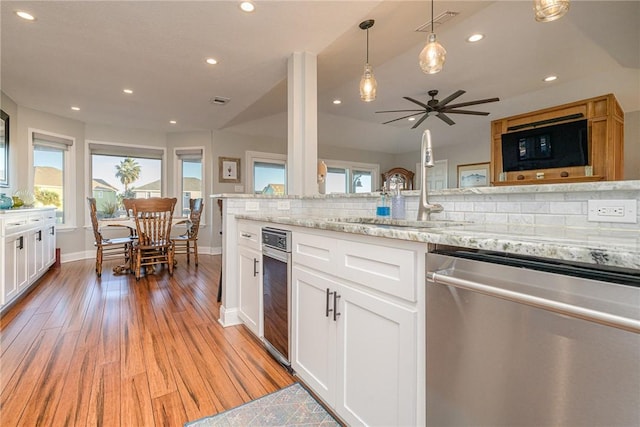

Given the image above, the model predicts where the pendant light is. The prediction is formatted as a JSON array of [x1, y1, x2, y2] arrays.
[[419, 0, 446, 74], [359, 19, 377, 102], [533, 0, 570, 22]]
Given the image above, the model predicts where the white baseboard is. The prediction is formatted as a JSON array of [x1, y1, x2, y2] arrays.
[[218, 306, 242, 327], [61, 247, 222, 263]]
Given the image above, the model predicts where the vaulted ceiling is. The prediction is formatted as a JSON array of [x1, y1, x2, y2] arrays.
[[2, 1, 638, 153]]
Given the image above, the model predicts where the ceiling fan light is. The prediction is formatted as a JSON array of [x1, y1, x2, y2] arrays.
[[360, 63, 377, 102], [419, 33, 446, 74], [534, 0, 570, 22]]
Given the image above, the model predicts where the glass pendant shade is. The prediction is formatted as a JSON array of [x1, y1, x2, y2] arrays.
[[534, 0, 570, 22], [360, 63, 377, 102], [419, 33, 447, 74]]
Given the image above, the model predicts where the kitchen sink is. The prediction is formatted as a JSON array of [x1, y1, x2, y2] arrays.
[[326, 217, 469, 229]]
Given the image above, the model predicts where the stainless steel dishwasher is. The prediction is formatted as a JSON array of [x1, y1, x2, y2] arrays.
[[261, 227, 292, 368], [426, 245, 640, 427]]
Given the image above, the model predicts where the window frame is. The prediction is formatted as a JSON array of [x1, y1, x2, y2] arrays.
[[85, 140, 167, 226], [245, 150, 287, 195], [28, 128, 76, 228], [173, 146, 205, 219], [321, 159, 379, 194]]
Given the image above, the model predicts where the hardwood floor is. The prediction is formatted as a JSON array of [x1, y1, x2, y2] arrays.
[[0, 255, 295, 426]]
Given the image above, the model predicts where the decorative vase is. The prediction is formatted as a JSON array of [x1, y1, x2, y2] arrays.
[[0, 193, 14, 209], [12, 196, 24, 208]]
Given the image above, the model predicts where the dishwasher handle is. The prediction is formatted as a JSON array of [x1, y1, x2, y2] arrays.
[[427, 270, 640, 334]]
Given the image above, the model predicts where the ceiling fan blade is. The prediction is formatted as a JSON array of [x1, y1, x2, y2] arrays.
[[443, 97, 500, 109], [437, 112, 456, 126], [382, 112, 425, 125], [444, 109, 491, 116], [375, 109, 425, 114], [435, 90, 466, 108], [411, 113, 430, 129], [403, 96, 430, 110]]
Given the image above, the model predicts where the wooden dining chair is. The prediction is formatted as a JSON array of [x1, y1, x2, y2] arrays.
[[87, 197, 134, 277], [173, 198, 204, 266], [131, 197, 177, 280]]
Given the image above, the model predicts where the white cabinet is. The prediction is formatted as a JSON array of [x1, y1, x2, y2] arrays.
[[236, 220, 263, 337], [292, 229, 424, 426], [1, 209, 56, 310]]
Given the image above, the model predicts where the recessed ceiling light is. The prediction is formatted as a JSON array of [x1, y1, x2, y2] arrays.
[[169, 120, 177, 124], [240, 2, 255, 12], [71, 106, 80, 111], [16, 11, 35, 21], [333, 99, 342, 105], [467, 33, 484, 43], [408, 117, 416, 121], [206, 58, 218, 65], [123, 88, 133, 94], [543, 75, 558, 82]]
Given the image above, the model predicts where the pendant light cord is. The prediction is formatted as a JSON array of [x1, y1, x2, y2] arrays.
[[431, 0, 434, 33], [366, 28, 370, 63]]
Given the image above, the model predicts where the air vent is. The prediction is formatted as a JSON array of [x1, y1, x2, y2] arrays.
[[415, 11, 460, 32], [210, 96, 230, 105]]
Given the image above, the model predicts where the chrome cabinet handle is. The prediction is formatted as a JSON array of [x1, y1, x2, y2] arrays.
[[326, 288, 333, 317], [333, 292, 341, 321], [241, 232, 252, 238], [427, 271, 640, 334], [50, 226, 55, 235], [17, 236, 24, 250], [37, 230, 43, 241], [253, 258, 259, 277]]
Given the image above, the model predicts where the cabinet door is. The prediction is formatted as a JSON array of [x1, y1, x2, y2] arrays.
[[291, 266, 337, 406], [28, 229, 42, 283], [335, 283, 418, 427], [44, 223, 56, 267], [238, 245, 262, 336], [3, 234, 28, 304]]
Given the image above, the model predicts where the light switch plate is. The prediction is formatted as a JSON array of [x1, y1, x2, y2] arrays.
[[587, 199, 637, 223]]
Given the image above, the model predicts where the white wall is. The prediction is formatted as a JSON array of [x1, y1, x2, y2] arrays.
[[625, 111, 640, 180]]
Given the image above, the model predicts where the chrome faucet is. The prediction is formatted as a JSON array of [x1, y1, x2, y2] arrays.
[[417, 129, 443, 221]]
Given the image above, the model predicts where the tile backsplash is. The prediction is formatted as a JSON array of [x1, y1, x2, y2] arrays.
[[222, 181, 640, 231]]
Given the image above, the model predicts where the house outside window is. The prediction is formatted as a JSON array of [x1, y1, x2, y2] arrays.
[[31, 130, 75, 225], [88, 141, 164, 218], [246, 151, 287, 195], [175, 148, 203, 216]]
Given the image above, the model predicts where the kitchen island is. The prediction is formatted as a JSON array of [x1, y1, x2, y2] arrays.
[[213, 180, 640, 426]]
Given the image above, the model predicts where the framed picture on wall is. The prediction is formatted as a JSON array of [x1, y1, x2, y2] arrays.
[[218, 157, 241, 183], [457, 162, 490, 188]]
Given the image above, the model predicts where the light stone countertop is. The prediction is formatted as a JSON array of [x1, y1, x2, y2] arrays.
[[235, 214, 640, 271]]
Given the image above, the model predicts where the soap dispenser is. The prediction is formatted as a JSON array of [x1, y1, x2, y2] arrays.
[[390, 176, 406, 220]]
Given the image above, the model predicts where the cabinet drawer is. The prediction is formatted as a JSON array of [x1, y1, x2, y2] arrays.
[[237, 220, 262, 250], [293, 231, 417, 302], [337, 240, 416, 302], [293, 232, 335, 272]]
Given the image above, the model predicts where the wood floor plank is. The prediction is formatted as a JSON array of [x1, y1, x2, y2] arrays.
[[0, 327, 62, 425], [121, 372, 155, 427], [152, 391, 188, 427], [0, 255, 294, 426], [87, 361, 121, 427], [18, 331, 80, 426]]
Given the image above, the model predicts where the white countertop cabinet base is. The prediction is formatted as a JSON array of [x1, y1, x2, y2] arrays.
[[291, 229, 424, 426], [1, 209, 56, 310]]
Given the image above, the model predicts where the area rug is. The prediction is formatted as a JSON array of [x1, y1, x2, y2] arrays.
[[185, 383, 340, 427]]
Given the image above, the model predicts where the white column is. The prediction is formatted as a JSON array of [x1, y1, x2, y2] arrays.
[[287, 52, 318, 196]]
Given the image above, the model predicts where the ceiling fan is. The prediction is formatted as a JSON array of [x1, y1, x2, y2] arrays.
[[376, 89, 500, 128]]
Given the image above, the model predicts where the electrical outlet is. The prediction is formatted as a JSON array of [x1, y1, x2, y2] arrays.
[[277, 201, 290, 210], [245, 201, 259, 211], [587, 200, 637, 223]]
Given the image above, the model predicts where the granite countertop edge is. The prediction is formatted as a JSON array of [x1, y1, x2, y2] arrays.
[[235, 214, 640, 271]]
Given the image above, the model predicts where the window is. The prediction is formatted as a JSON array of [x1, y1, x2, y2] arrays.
[[323, 160, 378, 194], [88, 142, 164, 217], [31, 131, 75, 225], [246, 151, 287, 195], [175, 148, 203, 216]]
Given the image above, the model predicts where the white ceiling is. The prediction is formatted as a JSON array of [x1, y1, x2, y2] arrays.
[[2, 1, 639, 154]]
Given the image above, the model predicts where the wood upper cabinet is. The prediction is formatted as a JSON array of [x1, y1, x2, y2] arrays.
[[490, 93, 624, 185]]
